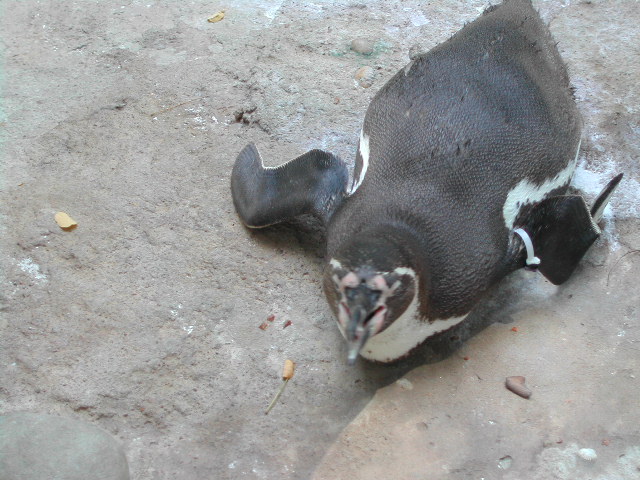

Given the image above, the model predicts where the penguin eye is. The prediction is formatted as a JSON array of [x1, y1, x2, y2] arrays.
[[369, 289, 382, 303]]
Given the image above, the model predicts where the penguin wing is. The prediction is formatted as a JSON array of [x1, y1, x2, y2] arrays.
[[231, 143, 349, 228], [517, 173, 623, 285]]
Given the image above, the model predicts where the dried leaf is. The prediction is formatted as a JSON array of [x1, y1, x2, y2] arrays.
[[282, 359, 295, 380], [54, 212, 77, 230], [208, 11, 225, 23]]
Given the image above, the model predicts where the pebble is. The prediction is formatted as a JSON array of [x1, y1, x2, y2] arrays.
[[497, 455, 513, 470], [505, 375, 532, 399], [0, 413, 130, 480], [354, 66, 375, 88], [396, 378, 414, 390], [350, 38, 374, 55], [577, 448, 598, 462], [234, 104, 258, 124]]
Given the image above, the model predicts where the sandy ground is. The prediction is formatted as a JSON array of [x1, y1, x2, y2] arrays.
[[1, 1, 638, 479]]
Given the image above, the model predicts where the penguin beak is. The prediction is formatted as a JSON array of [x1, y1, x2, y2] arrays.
[[333, 274, 390, 366], [347, 335, 370, 365], [344, 303, 386, 365], [346, 306, 371, 365]]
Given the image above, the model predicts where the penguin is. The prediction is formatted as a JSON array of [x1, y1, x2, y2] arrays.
[[230, 0, 623, 364]]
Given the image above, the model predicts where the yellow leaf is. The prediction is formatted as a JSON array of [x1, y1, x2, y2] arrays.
[[208, 11, 225, 23], [282, 359, 295, 380], [54, 212, 77, 230]]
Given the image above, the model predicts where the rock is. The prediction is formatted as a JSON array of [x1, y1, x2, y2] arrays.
[[0, 413, 130, 480], [577, 448, 597, 462], [396, 378, 414, 390], [350, 38, 374, 55], [505, 375, 532, 399], [233, 104, 258, 123], [354, 66, 375, 88], [498, 455, 513, 469]]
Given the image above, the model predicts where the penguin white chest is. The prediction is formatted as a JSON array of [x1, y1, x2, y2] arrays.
[[357, 277, 468, 363]]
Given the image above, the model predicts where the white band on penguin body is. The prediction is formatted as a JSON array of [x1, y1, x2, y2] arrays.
[[514, 228, 541, 267]]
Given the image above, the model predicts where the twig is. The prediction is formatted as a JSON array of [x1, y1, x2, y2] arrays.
[[149, 98, 198, 117], [265, 359, 295, 415], [606, 249, 640, 286], [265, 379, 289, 415]]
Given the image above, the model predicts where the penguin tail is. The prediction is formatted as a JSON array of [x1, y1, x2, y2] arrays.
[[231, 143, 349, 228], [590, 173, 623, 222], [516, 173, 623, 285]]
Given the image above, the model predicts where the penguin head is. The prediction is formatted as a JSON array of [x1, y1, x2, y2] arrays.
[[324, 235, 418, 364]]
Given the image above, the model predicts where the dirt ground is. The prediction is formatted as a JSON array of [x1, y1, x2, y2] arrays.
[[1, 1, 638, 479]]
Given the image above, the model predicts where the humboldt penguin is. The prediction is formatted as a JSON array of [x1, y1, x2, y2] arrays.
[[230, 0, 622, 364]]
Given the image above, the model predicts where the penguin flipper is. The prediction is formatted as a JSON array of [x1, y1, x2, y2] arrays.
[[518, 173, 623, 285], [231, 143, 349, 228]]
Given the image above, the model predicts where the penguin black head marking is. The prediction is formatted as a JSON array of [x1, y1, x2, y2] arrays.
[[230, 0, 623, 364]]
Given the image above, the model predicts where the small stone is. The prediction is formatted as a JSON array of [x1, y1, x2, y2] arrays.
[[354, 66, 375, 88], [350, 38, 374, 55], [505, 375, 532, 399], [396, 378, 413, 390], [234, 104, 257, 123], [577, 448, 598, 462], [0, 413, 130, 480], [497, 455, 513, 470]]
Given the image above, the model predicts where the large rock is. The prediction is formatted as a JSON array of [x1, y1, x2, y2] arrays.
[[0, 413, 129, 480]]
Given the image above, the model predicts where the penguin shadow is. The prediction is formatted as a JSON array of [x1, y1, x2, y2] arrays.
[[244, 214, 327, 261]]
